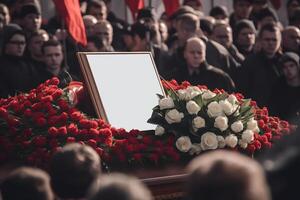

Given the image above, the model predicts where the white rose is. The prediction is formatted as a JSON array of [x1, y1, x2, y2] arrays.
[[187, 86, 201, 93], [207, 101, 223, 117], [219, 100, 234, 115], [214, 116, 228, 131], [165, 109, 184, 124], [176, 136, 192, 152], [192, 116, 205, 129], [247, 118, 260, 133], [202, 90, 216, 100], [231, 120, 244, 133], [242, 130, 254, 143], [178, 89, 191, 101], [239, 139, 248, 149], [225, 134, 238, 148], [155, 125, 165, 136], [186, 100, 201, 115], [189, 143, 202, 155], [159, 97, 175, 110], [227, 94, 237, 104], [200, 132, 218, 151], [217, 136, 226, 148]]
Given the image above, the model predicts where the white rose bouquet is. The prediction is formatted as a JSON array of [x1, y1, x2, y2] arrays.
[[148, 80, 264, 155]]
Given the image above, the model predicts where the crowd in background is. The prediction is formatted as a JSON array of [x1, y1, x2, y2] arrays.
[[1, 1, 300, 199]]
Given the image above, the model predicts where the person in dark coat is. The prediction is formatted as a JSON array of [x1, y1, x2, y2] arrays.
[[0, 24, 40, 98], [269, 52, 300, 123], [237, 23, 282, 107], [172, 37, 235, 93]]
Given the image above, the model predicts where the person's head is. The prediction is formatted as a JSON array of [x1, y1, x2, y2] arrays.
[[183, 0, 202, 11], [209, 6, 229, 21], [136, 8, 156, 24], [287, 0, 300, 22], [86, 35, 108, 51], [200, 16, 216, 38], [256, 7, 279, 30], [252, 0, 268, 13], [176, 13, 199, 46], [87, 173, 152, 200], [158, 20, 168, 42], [0, 4, 10, 26], [83, 15, 98, 37], [289, 7, 300, 28], [279, 52, 300, 82], [1, 23, 26, 57], [27, 29, 49, 60], [86, 0, 107, 21], [211, 21, 233, 48], [49, 143, 101, 199], [131, 20, 156, 51], [186, 150, 271, 200], [18, 3, 42, 33], [282, 26, 300, 53], [41, 39, 64, 74], [233, 0, 253, 20], [233, 19, 256, 51], [258, 23, 281, 57], [1, 167, 54, 200], [94, 20, 113, 45], [184, 37, 206, 69]]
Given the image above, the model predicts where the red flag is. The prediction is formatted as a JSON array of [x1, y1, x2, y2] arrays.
[[125, 0, 144, 20], [270, 0, 281, 10], [162, 0, 180, 17], [53, 0, 87, 46]]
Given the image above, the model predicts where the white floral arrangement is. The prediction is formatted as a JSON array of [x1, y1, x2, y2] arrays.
[[148, 84, 260, 155]]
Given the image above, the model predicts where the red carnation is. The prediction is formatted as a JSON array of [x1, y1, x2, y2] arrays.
[[58, 126, 67, 135], [33, 136, 47, 147], [133, 153, 143, 161], [41, 95, 53, 103], [88, 139, 97, 148], [58, 99, 69, 111], [48, 127, 58, 136], [0, 107, 8, 118], [70, 111, 82, 121], [95, 147, 104, 156], [36, 117, 47, 127], [68, 123, 79, 135], [66, 137, 76, 143], [89, 128, 99, 136], [50, 77, 60, 85], [52, 90, 63, 99]]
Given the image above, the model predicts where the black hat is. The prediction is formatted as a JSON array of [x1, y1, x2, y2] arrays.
[[19, 3, 41, 18], [233, 19, 256, 38], [280, 52, 300, 68], [137, 8, 156, 21], [0, 23, 25, 54]]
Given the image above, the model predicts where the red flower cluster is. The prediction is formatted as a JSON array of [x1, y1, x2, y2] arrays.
[[0, 78, 293, 169]]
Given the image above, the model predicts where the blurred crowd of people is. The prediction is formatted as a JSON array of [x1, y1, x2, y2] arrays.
[[0, 0, 300, 123]]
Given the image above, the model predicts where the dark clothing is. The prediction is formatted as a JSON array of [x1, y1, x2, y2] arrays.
[[38, 67, 74, 88], [227, 44, 245, 65], [237, 52, 282, 107], [269, 78, 300, 123], [235, 44, 254, 58], [0, 55, 41, 98], [172, 62, 235, 93]]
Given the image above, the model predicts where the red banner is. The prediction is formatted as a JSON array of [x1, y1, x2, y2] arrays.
[[125, 0, 145, 20], [162, 0, 180, 17], [53, 0, 87, 46]]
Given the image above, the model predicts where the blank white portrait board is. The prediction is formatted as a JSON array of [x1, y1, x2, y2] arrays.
[[77, 52, 164, 131]]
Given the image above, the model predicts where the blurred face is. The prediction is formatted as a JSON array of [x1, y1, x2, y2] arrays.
[[234, 0, 253, 19], [28, 33, 49, 58], [43, 45, 63, 71], [282, 28, 300, 52], [287, 0, 300, 18], [21, 13, 42, 32], [0, 5, 10, 25], [94, 23, 113, 45], [184, 39, 206, 68], [260, 29, 281, 57], [88, 5, 107, 21], [237, 27, 255, 48], [5, 34, 26, 57], [212, 25, 232, 48], [282, 61, 300, 81], [83, 17, 97, 37], [159, 21, 168, 42]]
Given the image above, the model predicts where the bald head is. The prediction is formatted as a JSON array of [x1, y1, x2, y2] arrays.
[[282, 26, 300, 52], [184, 37, 206, 69], [83, 15, 98, 37], [94, 20, 113, 45]]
